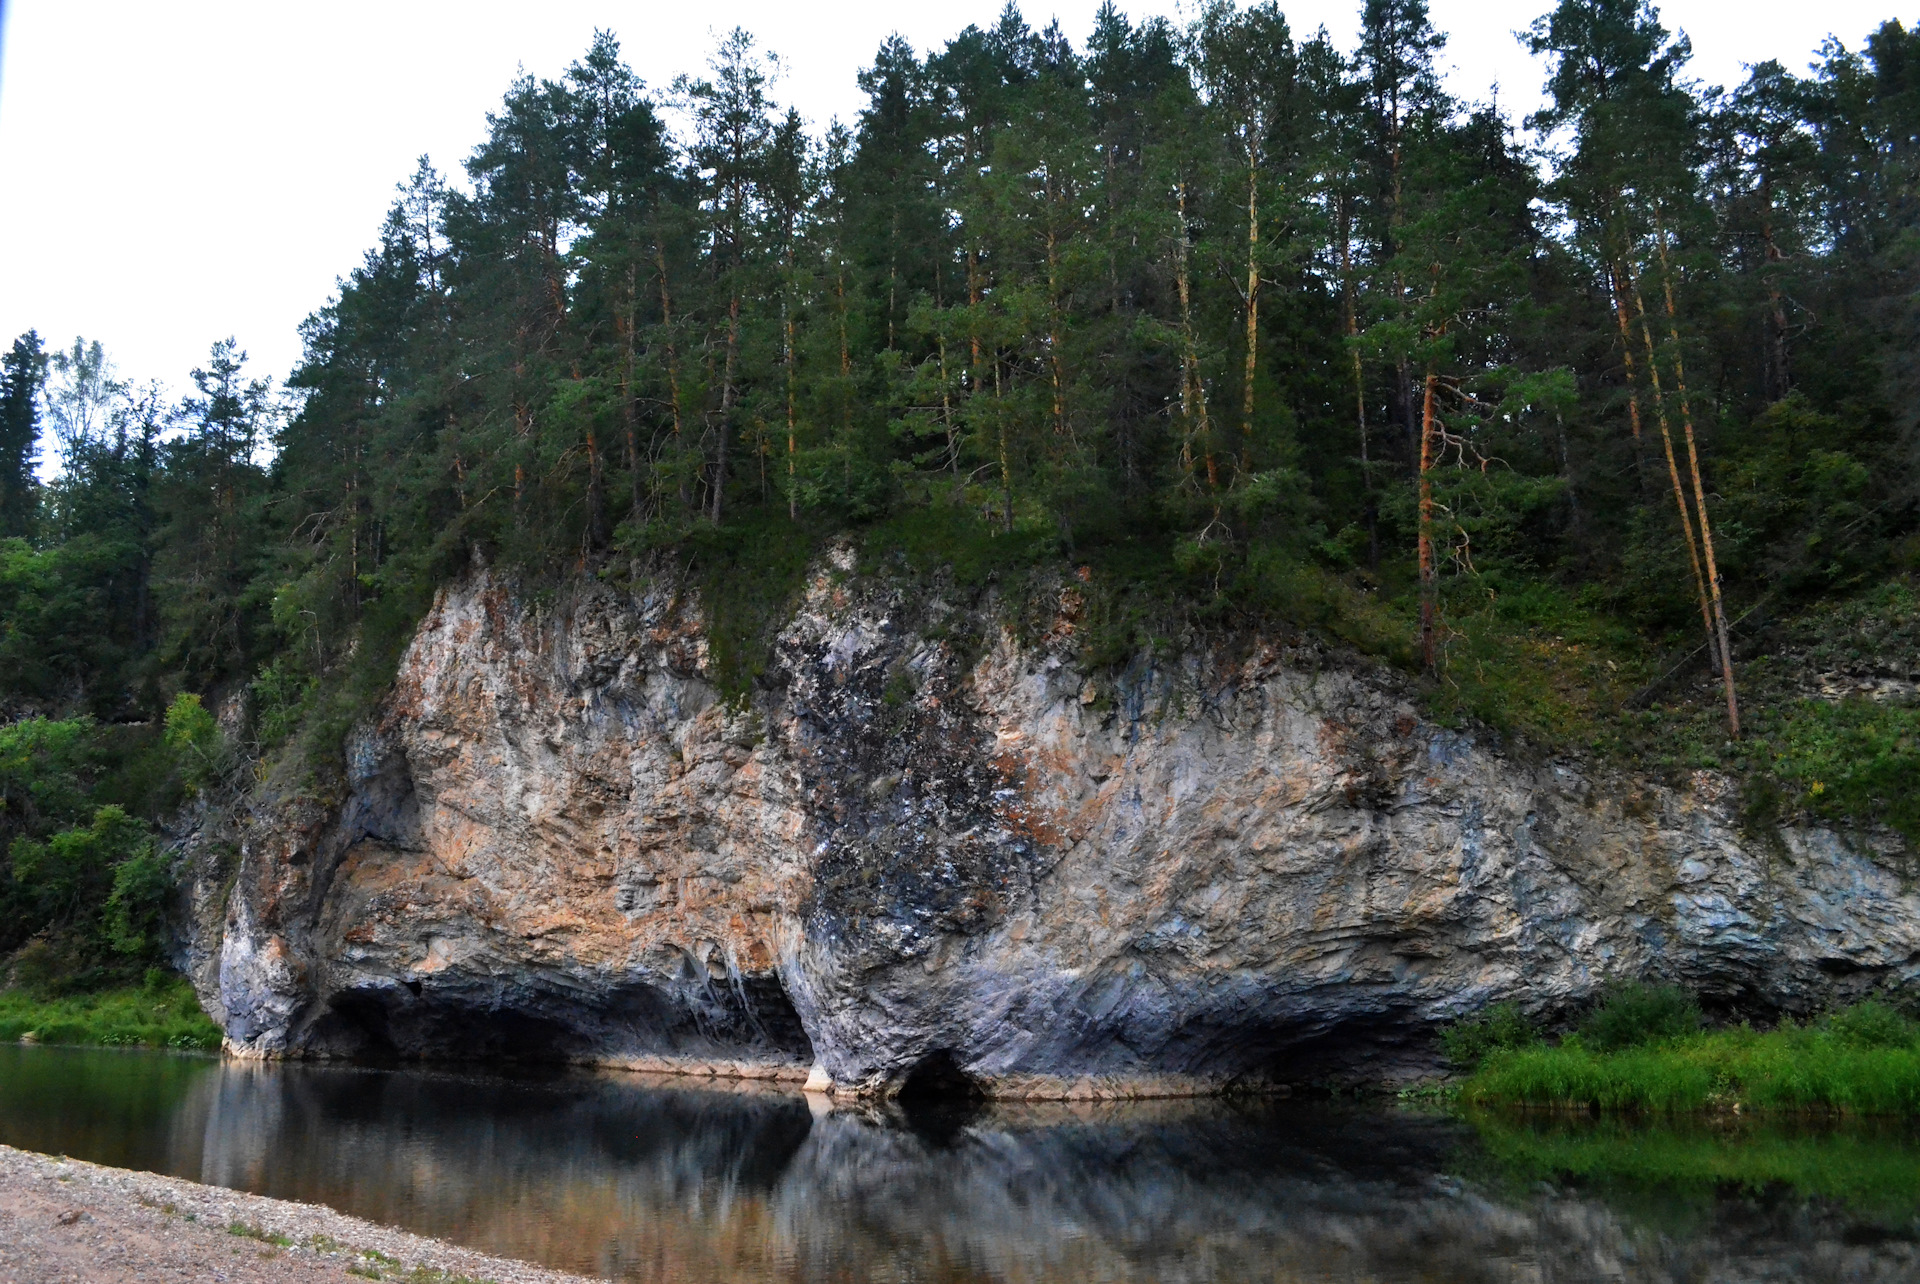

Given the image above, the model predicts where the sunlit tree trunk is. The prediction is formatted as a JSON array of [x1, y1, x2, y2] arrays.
[[1339, 189, 1375, 569], [1657, 219, 1740, 737], [1173, 180, 1215, 494], [1418, 367, 1438, 671], [1627, 268, 1718, 687], [1241, 161, 1260, 469], [620, 263, 642, 517]]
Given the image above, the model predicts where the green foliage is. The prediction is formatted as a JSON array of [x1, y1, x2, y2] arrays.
[[163, 692, 224, 793], [0, 972, 219, 1050], [10, 6, 1920, 999], [250, 659, 315, 749], [1580, 981, 1704, 1052], [1423, 580, 1648, 748], [0, 332, 44, 539], [1, 716, 184, 968], [1826, 1000, 1919, 1050], [0, 716, 93, 843], [621, 510, 828, 702], [103, 842, 172, 958], [228, 1222, 295, 1247], [0, 538, 127, 708], [1717, 396, 1888, 596], [859, 504, 1050, 589], [1463, 1000, 1920, 1115], [7, 804, 168, 964], [1765, 698, 1920, 841], [1441, 1002, 1542, 1069]]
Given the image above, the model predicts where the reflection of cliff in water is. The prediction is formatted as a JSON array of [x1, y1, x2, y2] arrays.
[[2, 1046, 1917, 1282]]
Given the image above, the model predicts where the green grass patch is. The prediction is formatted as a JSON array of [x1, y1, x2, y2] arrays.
[[229, 1220, 294, 1247], [1761, 697, 1920, 842], [0, 971, 220, 1051], [1462, 1020, 1920, 1116], [1421, 578, 1650, 751]]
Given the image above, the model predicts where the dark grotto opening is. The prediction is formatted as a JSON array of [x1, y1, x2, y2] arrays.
[[894, 1049, 987, 1146], [307, 986, 585, 1066], [305, 989, 401, 1064]]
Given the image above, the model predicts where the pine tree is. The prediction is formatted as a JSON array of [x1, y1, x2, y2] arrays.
[[0, 332, 45, 538]]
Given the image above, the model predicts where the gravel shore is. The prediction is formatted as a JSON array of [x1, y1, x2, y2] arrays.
[[0, 1144, 598, 1284]]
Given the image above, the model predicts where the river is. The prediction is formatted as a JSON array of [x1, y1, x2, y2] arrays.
[[2, 1043, 1917, 1281]]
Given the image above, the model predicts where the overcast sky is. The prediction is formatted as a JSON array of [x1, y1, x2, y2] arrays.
[[0, 1, 1906, 399]]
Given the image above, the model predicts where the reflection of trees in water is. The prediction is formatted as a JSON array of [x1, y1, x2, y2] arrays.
[[7, 1050, 1919, 1283], [0, 1045, 214, 1175]]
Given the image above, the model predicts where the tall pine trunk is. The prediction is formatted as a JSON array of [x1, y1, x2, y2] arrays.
[[1418, 367, 1438, 671], [1628, 270, 1719, 689], [621, 262, 641, 517], [1174, 180, 1215, 496], [1339, 190, 1374, 569], [713, 289, 739, 525], [1046, 178, 1069, 442], [1241, 160, 1260, 471], [1656, 220, 1740, 737]]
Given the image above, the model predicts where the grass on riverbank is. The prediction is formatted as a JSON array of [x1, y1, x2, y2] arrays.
[[0, 971, 220, 1051], [1453, 990, 1920, 1116]]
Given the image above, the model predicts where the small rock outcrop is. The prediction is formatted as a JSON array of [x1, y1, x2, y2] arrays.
[[193, 551, 1920, 1095]]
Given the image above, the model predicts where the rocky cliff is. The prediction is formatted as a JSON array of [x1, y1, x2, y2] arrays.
[[189, 549, 1920, 1096]]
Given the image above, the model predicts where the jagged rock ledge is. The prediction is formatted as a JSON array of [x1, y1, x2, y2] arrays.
[[181, 545, 1920, 1098]]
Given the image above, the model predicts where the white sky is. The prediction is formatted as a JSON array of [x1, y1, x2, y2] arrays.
[[0, 1, 1905, 398]]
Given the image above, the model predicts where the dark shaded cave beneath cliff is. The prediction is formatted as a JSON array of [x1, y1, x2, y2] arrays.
[[1140, 1000, 1449, 1087], [299, 971, 816, 1068], [894, 1049, 987, 1144]]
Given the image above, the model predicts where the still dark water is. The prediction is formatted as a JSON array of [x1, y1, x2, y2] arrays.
[[4, 1044, 1920, 1282]]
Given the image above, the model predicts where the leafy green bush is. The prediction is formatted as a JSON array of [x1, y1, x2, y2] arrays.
[[163, 693, 225, 792], [250, 659, 316, 749], [104, 840, 172, 958], [9, 804, 165, 958], [1581, 982, 1702, 1052], [1827, 1000, 1918, 1050], [1441, 1001, 1542, 1069], [0, 716, 94, 842]]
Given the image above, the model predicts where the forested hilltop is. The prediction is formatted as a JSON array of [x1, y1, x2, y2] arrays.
[[3, 0, 1920, 990]]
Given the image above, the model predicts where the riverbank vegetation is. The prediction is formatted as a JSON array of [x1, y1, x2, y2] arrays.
[[0, 699, 210, 999], [0, 971, 220, 1051], [1448, 984, 1920, 1116], [4, 0, 1920, 993]]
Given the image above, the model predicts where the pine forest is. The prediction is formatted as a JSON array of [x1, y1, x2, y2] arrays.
[[5, 0, 1920, 981]]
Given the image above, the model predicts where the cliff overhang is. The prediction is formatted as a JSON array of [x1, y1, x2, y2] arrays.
[[184, 549, 1920, 1098]]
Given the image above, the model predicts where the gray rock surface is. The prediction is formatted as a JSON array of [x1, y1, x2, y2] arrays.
[[194, 552, 1920, 1094]]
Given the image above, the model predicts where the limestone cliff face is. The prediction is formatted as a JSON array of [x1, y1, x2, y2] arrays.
[[200, 551, 1920, 1095]]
